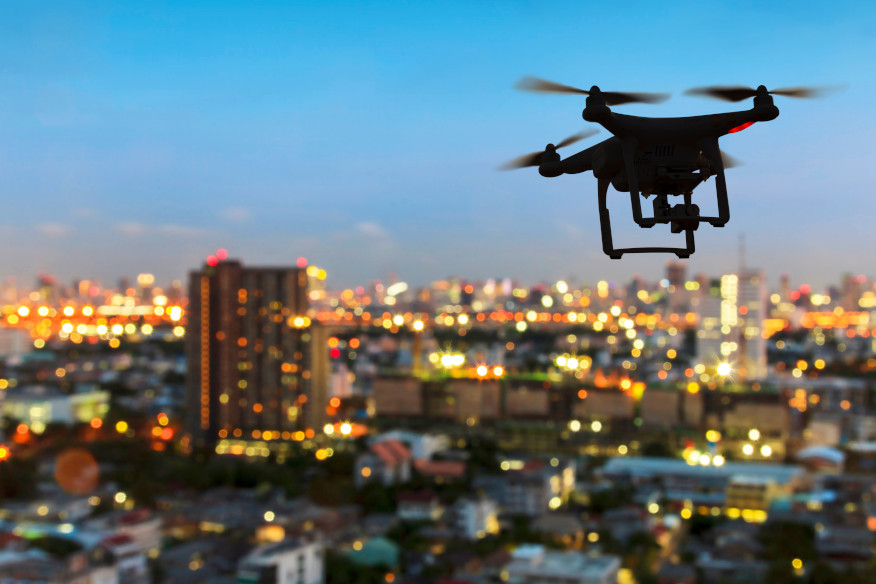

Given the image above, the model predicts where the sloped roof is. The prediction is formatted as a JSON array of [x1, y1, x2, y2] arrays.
[[346, 536, 399, 567], [397, 490, 439, 504], [797, 446, 844, 464], [370, 440, 412, 466], [414, 460, 466, 478]]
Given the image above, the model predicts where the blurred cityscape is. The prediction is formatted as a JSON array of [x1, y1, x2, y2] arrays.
[[1, 252, 875, 584]]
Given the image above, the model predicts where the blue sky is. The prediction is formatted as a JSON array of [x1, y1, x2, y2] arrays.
[[1, 1, 874, 290]]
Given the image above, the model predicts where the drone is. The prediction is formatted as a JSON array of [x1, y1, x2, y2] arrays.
[[502, 77, 833, 259]]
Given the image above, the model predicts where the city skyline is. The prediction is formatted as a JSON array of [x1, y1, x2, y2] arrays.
[[0, 253, 870, 297], [2, 1, 874, 289]]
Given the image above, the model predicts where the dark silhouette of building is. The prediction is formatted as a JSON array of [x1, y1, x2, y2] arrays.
[[186, 258, 329, 448]]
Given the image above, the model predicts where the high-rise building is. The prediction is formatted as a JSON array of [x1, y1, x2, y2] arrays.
[[186, 258, 329, 448], [665, 260, 688, 312], [736, 270, 768, 379], [696, 271, 767, 380]]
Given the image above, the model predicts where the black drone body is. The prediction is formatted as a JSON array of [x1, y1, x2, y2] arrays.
[[504, 78, 829, 259]]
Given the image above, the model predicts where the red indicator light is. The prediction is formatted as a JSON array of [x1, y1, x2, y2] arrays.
[[330, 348, 340, 359], [729, 121, 755, 133], [216, 248, 228, 260], [206, 255, 218, 267], [297, 257, 308, 268]]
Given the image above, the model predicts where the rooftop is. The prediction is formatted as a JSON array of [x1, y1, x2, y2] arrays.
[[506, 547, 620, 578], [601, 456, 804, 484]]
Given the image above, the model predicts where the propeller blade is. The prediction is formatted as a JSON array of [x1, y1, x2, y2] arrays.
[[516, 77, 670, 105], [687, 84, 846, 101], [685, 86, 758, 102], [515, 76, 589, 95], [602, 91, 670, 106], [770, 84, 846, 99], [720, 149, 743, 169], [554, 128, 599, 149], [498, 150, 544, 170], [499, 129, 599, 171]]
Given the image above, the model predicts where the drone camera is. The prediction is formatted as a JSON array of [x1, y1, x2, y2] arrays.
[[669, 203, 701, 233]]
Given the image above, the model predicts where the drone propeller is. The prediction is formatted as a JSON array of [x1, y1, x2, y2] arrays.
[[516, 76, 670, 106], [498, 129, 599, 170], [720, 149, 742, 169], [685, 84, 843, 102]]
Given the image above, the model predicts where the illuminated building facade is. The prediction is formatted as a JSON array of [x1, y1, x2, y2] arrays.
[[696, 271, 767, 380], [185, 259, 329, 447], [736, 270, 768, 379]]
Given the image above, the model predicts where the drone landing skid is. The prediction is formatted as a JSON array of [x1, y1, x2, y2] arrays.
[[598, 179, 696, 260]]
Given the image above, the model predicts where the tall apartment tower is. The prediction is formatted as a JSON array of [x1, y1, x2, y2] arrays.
[[696, 271, 767, 380], [736, 270, 768, 380], [186, 259, 329, 448]]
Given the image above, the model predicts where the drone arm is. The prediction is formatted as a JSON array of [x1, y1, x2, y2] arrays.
[[556, 148, 594, 175], [539, 144, 597, 177]]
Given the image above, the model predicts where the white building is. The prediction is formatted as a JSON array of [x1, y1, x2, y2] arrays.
[[503, 545, 620, 584], [454, 496, 500, 540], [238, 539, 324, 584], [1, 385, 110, 432]]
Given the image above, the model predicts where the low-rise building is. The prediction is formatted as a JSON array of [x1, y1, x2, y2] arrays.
[[502, 545, 619, 584], [1, 385, 110, 431], [237, 538, 324, 584], [474, 460, 573, 517], [355, 440, 412, 488], [724, 476, 783, 512], [397, 491, 443, 522], [0, 549, 119, 584], [98, 534, 149, 584], [373, 430, 449, 461], [81, 509, 162, 557], [453, 496, 500, 540]]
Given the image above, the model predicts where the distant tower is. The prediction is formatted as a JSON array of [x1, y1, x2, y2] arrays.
[[736, 270, 768, 379], [185, 258, 330, 449], [780, 273, 790, 302], [666, 261, 687, 288], [841, 274, 866, 311], [665, 260, 688, 312]]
